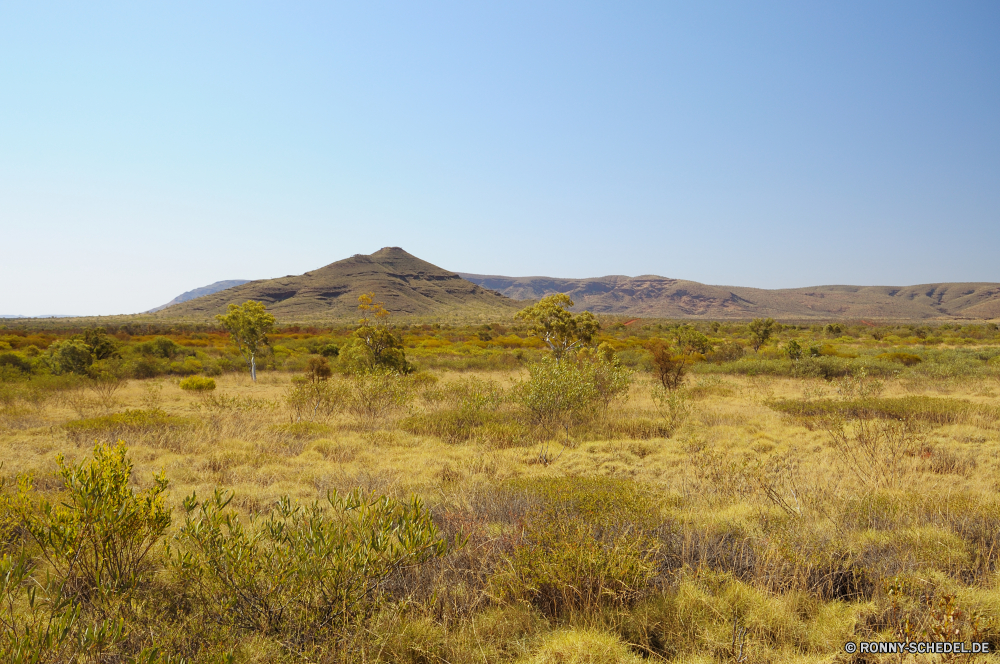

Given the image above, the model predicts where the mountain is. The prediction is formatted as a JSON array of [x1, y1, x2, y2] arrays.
[[148, 280, 251, 313], [156, 248, 518, 320], [457, 274, 1000, 320]]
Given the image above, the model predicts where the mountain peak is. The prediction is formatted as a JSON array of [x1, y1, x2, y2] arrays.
[[156, 249, 516, 320]]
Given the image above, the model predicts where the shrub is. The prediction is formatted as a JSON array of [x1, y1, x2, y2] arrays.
[[708, 341, 744, 363], [648, 341, 686, 390], [48, 340, 94, 375], [0, 352, 33, 376], [286, 376, 346, 420], [171, 488, 452, 650], [179, 375, 216, 392], [132, 336, 183, 359], [651, 385, 692, 435], [877, 351, 923, 366], [1, 442, 170, 660], [319, 343, 340, 357], [20, 441, 171, 596], [345, 371, 414, 428], [516, 357, 600, 441]]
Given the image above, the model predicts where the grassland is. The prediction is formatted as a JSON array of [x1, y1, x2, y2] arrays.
[[1, 319, 999, 662]]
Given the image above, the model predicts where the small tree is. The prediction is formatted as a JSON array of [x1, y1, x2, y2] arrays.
[[515, 294, 599, 363], [648, 340, 686, 391], [83, 327, 119, 361], [785, 340, 803, 361], [350, 293, 411, 374], [216, 301, 276, 382], [748, 317, 775, 352], [674, 324, 712, 355]]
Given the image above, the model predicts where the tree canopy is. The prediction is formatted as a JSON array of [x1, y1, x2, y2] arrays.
[[215, 301, 276, 381], [343, 293, 412, 374], [515, 294, 599, 362]]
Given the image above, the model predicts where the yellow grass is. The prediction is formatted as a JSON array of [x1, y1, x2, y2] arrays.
[[2, 368, 999, 662]]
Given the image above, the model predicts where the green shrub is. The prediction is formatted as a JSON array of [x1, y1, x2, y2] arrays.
[[171, 488, 452, 651], [133, 336, 184, 359], [0, 443, 170, 661], [515, 355, 628, 441], [179, 375, 216, 392], [876, 352, 923, 366], [285, 375, 345, 420], [345, 371, 414, 429], [48, 340, 94, 375], [0, 352, 33, 376]]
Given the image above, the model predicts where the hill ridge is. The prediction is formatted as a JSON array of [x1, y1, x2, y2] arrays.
[[458, 273, 1000, 320]]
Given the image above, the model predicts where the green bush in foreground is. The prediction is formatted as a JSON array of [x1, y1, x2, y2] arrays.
[[179, 375, 216, 392], [1, 442, 171, 661], [171, 488, 454, 652]]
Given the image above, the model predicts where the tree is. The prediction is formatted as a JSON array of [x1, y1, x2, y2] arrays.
[[515, 294, 599, 363], [785, 340, 803, 361], [82, 327, 119, 361], [216, 301, 276, 382], [48, 340, 94, 375], [748, 318, 775, 352], [349, 293, 412, 374], [648, 340, 687, 391], [674, 324, 712, 355]]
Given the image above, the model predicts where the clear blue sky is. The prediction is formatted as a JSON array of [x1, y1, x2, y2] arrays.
[[2, 1, 998, 316]]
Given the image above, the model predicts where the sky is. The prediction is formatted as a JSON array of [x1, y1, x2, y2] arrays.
[[1, 1, 998, 316]]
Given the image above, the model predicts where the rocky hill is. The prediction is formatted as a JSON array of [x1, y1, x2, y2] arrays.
[[156, 248, 518, 321]]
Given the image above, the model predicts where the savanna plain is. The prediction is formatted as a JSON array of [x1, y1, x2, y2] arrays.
[[2, 306, 1000, 663]]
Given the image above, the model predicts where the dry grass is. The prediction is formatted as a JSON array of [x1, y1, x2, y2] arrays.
[[2, 369, 999, 662]]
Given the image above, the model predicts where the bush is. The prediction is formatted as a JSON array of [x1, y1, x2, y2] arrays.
[[22, 442, 171, 595], [0, 443, 170, 661], [179, 375, 216, 392], [516, 357, 605, 441], [171, 488, 452, 651], [133, 336, 184, 359], [0, 352, 33, 376], [345, 371, 414, 429], [48, 340, 93, 375], [877, 351, 923, 366]]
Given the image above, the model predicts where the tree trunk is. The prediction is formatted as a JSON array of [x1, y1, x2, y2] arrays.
[[250, 354, 257, 382]]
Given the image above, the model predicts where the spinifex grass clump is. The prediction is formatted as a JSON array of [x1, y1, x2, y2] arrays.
[[489, 478, 665, 617], [63, 409, 193, 444]]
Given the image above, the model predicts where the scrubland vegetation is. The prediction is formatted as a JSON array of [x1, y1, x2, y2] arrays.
[[1, 302, 1000, 662]]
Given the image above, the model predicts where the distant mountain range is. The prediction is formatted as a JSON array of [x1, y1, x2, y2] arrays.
[[148, 280, 251, 313], [144, 248, 1000, 322], [457, 273, 1000, 320]]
